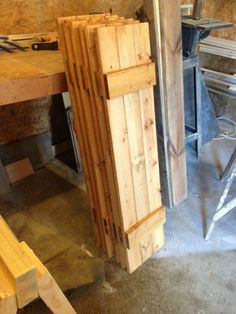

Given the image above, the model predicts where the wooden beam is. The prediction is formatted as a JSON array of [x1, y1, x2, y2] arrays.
[[0, 216, 38, 309], [0, 261, 17, 314], [144, 0, 187, 206]]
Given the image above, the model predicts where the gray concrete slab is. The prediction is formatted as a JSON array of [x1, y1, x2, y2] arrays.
[[1, 139, 236, 314]]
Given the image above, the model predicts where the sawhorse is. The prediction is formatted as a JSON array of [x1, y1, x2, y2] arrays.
[[205, 147, 236, 240]]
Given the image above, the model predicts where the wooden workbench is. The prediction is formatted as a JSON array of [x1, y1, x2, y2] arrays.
[[0, 49, 67, 106]]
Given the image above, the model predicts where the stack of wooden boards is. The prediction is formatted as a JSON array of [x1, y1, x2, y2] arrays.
[[57, 14, 165, 273], [0, 215, 76, 314], [200, 36, 236, 60], [202, 67, 236, 97]]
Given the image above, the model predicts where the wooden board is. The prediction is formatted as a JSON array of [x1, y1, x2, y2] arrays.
[[58, 15, 165, 273], [144, 0, 187, 207], [0, 50, 67, 106], [0, 216, 38, 308], [96, 22, 164, 272], [105, 63, 156, 99], [200, 36, 236, 60], [0, 261, 17, 314], [20, 242, 76, 314], [5, 158, 34, 184]]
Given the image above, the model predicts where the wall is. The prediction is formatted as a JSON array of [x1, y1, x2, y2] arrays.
[[0, 0, 142, 34]]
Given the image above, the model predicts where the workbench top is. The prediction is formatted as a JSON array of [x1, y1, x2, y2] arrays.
[[0, 49, 67, 106]]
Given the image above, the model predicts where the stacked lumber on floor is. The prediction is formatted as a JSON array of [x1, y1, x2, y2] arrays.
[[200, 36, 236, 60], [0, 216, 76, 314], [57, 14, 165, 273]]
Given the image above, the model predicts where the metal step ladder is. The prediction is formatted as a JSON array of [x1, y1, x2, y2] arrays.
[[205, 147, 236, 240]]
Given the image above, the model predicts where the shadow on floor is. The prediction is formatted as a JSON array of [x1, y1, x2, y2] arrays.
[[1, 139, 236, 314], [0, 160, 105, 292]]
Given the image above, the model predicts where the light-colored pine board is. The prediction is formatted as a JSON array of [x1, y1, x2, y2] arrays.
[[71, 20, 115, 257], [139, 87, 162, 211], [116, 23, 151, 221], [96, 25, 137, 231], [82, 20, 131, 267], [125, 207, 165, 274], [57, 17, 103, 249], [132, 22, 162, 213], [126, 224, 165, 274], [5, 158, 34, 184], [96, 22, 165, 272]]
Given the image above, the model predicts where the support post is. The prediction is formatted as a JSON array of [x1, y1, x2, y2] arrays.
[[143, 0, 188, 206]]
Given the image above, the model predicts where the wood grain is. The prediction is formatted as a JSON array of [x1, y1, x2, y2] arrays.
[[105, 63, 156, 99]]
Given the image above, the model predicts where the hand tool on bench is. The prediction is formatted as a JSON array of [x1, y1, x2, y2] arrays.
[[31, 41, 58, 51], [31, 34, 59, 51], [0, 40, 29, 53], [0, 43, 14, 53], [3, 40, 29, 51]]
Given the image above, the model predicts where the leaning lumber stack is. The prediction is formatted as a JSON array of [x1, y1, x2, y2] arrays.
[[57, 14, 165, 273], [200, 36, 236, 60], [0, 215, 76, 314]]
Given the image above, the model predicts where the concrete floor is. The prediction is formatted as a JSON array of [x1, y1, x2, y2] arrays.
[[1, 139, 236, 314]]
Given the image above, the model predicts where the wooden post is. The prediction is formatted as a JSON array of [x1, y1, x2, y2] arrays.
[[143, 0, 188, 206]]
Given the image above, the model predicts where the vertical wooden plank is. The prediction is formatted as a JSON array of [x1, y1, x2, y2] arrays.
[[143, 0, 187, 206], [116, 24, 150, 221], [96, 26, 137, 231], [0, 262, 17, 314], [83, 21, 131, 267], [58, 17, 104, 249], [123, 92, 150, 220], [68, 21, 114, 257], [80, 21, 122, 262], [139, 87, 162, 211], [133, 22, 162, 212]]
